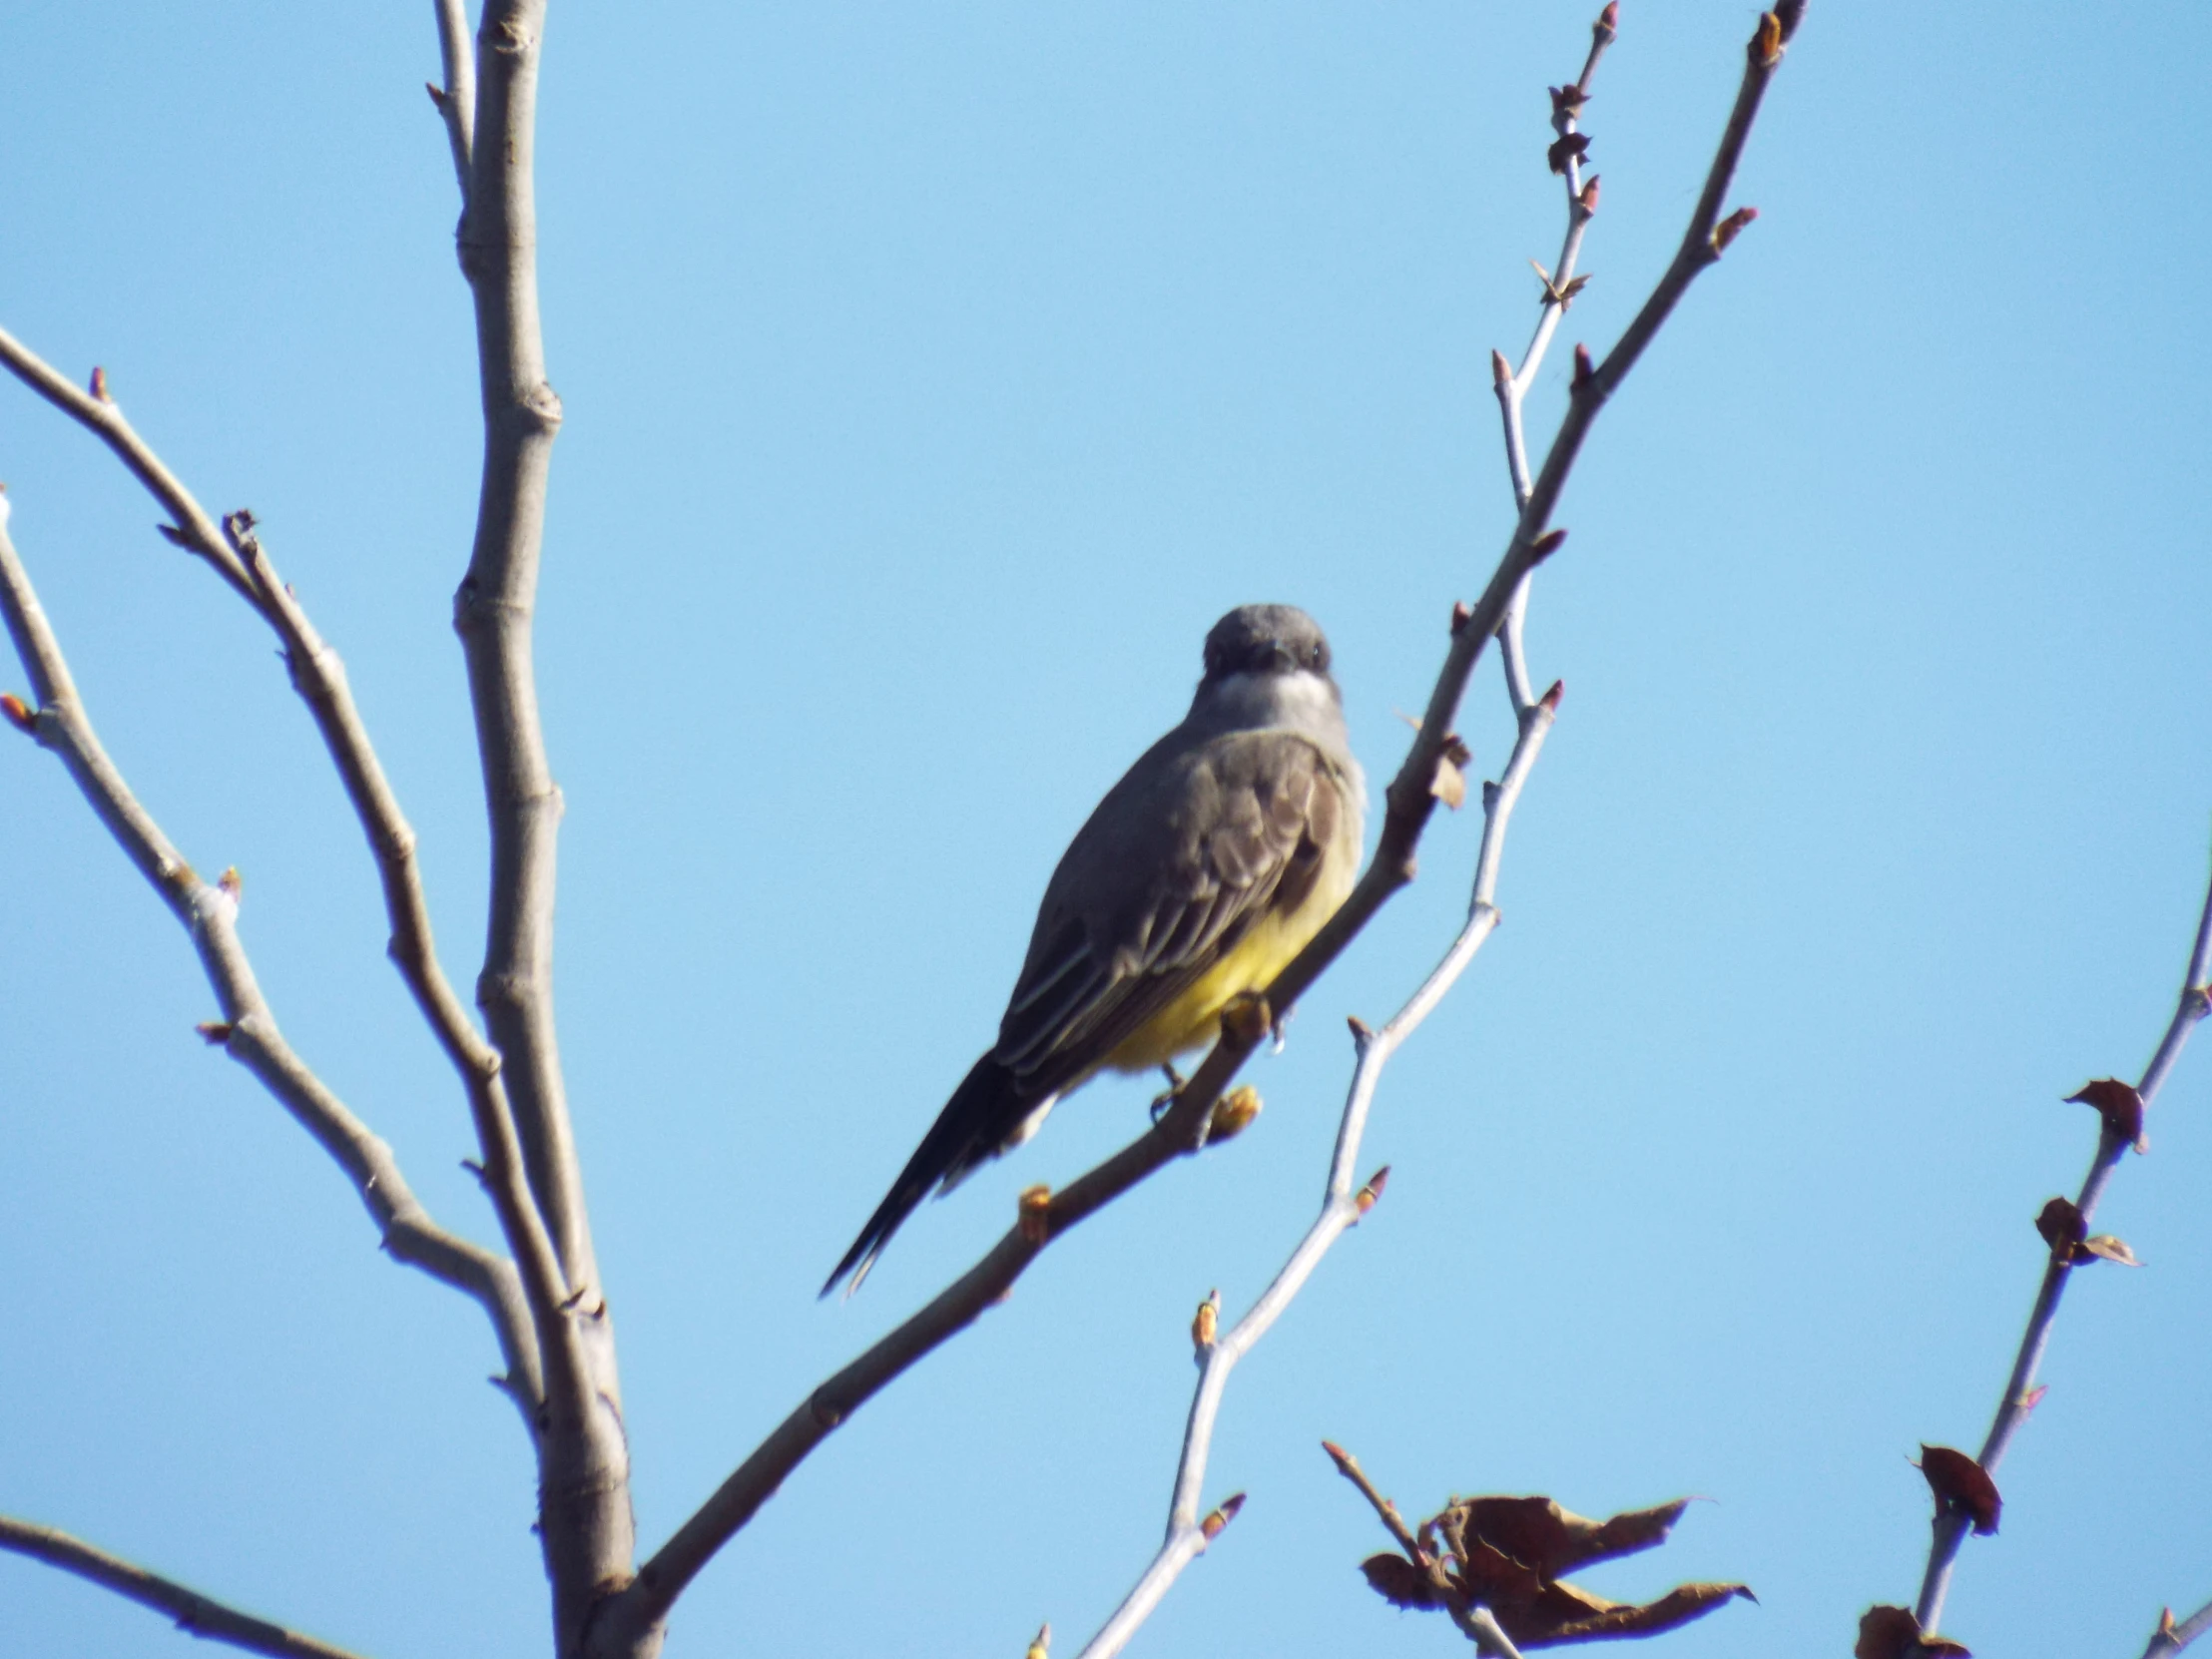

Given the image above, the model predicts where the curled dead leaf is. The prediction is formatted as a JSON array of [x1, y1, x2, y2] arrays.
[[1362, 1552, 1439, 1610], [1430, 752, 1467, 811], [1857, 1604, 1972, 1659], [1919, 1444, 2000, 1536], [2035, 1195, 2086, 1261], [2067, 1078, 2146, 1151]]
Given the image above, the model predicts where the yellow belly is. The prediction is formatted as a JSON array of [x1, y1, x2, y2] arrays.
[[1101, 840, 1359, 1073]]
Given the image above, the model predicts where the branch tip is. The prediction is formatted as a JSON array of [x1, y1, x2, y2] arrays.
[[1347, 1013, 1376, 1047], [0, 693, 34, 735], [1571, 343, 1595, 386], [1773, 0, 1808, 41], [426, 81, 449, 110], [1539, 679, 1565, 712], [1594, 2, 1619, 47], [1025, 1622, 1051, 1659], [1489, 349, 1512, 389], [88, 365, 111, 403], [155, 522, 191, 548]]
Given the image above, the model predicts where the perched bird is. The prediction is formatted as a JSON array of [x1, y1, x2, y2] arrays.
[[825, 603, 1365, 1295]]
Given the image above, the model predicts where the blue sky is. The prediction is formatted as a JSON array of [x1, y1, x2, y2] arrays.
[[3, 3, 2209, 1656]]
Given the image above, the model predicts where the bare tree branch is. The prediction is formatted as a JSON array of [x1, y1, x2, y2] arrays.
[[0, 493, 544, 1416], [2142, 1595, 2212, 1659], [0, 325, 261, 606], [1914, 852, 2212, 1632], [430, 0, 477, 194], [0, 312, 589, 1422], [447, 4, 638, 1645], [0, 1515, 370, 1659], [588, 11, 1803, 1651]]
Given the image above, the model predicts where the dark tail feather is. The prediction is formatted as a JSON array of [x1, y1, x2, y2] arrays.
[[821, 1054, 1024, 1298]]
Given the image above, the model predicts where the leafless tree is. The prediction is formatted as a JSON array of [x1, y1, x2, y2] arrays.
[[32, 6, 2188, 1658]]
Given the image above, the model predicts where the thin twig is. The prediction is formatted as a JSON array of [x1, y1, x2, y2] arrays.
[[0, 494, 544, 1422], [0, 324, 261, 606], [591, 12, 1799, 1650], [2142, 1594, 2212, 1659], [431, 0, 476, 194], [0, 1516, 369, 1659], [1916, 854, 2212, 1631]]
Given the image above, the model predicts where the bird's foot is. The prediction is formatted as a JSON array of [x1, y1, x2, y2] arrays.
[[1149, 1063, 1188, 1123]]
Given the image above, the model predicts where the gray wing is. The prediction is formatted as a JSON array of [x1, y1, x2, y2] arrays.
[[990, 727, 1348, 1095]]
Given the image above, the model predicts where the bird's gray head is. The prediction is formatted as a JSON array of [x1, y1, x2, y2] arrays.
[[1192, 604, 1347, 743], [1200, 604, 1333, 684]]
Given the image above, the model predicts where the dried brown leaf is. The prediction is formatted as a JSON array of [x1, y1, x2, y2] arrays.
[[1361, 1552, 1439, 1610], [1452, 1495, 1689, 1581], [2036, 1195, 2086, 1260], [1856, 1603, 1972, 1659], [1546, 133, 1592, 175], [2067, 1078, 2146, 1150], [1919, 1444, 2001, 1536], [1527, 1582, 1754, 1646]]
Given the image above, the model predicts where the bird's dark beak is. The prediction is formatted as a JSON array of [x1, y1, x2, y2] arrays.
[[1265, 640, 1298, 673]]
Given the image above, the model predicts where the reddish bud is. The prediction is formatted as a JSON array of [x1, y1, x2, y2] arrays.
[[1530, 528, 1569, 563], [1539, 679, 1565, 712], [1578, 175, 1601, 215], [1572, 343, 1595, 385], [1450, 600, 1473, 634], [425, 82, 448, 110], [1712, 206, 1759, 254], [1594, 3, 1619, 46], [1355, 1166, 1391, 1216], [0, 694, 33, 735], [1490, 349, 1512, 389], [1200, 1492, 1247, 1540], [2018, 1383, 2047, 1414], [195, 1021, 235, 1045], [89, 366, 112, 403]]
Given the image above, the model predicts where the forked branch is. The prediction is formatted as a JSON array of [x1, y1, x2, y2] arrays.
[[0, 493, 542, 1416]]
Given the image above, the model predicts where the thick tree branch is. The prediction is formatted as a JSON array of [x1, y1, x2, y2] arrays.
[[589, 12, 1801, 1650], [450, 5, 636, 1648], [0, 1515, 369, 1659], [0, 494, 542, 1417], [1915, 853, 2212, 1632]]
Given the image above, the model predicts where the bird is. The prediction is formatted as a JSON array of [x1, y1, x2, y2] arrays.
[[824, 603, 1366, 1296]]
